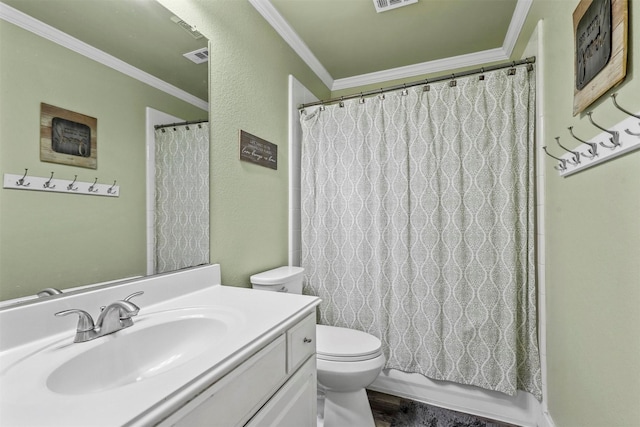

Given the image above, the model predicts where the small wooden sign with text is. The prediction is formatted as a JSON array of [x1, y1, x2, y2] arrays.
[[239, 130, 277, 170]]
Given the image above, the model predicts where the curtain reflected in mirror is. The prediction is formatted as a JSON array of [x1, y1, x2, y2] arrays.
[[154, 123, 210, 274]]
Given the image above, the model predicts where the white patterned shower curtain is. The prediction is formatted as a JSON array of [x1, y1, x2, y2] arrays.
[[300, 67, 541, 399], [154, 123, 209, 274]]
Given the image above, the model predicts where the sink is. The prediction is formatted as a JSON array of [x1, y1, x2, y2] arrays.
[[2, 307, 244, 397], [47, 316, 225, 394]]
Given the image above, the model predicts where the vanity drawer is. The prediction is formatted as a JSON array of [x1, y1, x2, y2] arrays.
[[172, 335, 286, 427], [287, 313, 316, 373]]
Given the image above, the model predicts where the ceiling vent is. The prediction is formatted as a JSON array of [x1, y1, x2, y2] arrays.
[[183, 47, 209, 64], [373, 0, 418, 13], [170, 15, 204, 40]]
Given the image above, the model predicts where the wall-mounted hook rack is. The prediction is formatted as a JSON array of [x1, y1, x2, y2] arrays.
[[611, 93, 640, 136], [551, 110, 640, 177], [3, 172, 119, 197]]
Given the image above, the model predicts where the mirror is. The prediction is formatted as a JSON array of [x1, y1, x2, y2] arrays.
[[0, 0, 209, 304]]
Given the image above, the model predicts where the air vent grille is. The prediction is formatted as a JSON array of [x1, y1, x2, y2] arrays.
[[373, 0, 418, 13], [170, 15, 204, 40], [183, 47, 209, 64]]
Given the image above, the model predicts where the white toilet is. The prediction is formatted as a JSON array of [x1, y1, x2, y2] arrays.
[[250, 266, 385, 427]]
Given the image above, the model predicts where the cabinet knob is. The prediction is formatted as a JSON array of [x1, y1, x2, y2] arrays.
[[303, 337, 313, 344]]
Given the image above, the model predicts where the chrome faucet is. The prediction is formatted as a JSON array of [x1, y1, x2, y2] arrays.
[[55, 291, 144, 343]]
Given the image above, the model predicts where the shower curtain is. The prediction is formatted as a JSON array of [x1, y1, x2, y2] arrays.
[[300, 67, 541, 399], [154, 123, 209, 274]]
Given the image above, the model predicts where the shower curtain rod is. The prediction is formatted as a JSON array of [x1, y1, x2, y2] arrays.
[[299, 56, 536, 110], [154, 119, 208, 130]]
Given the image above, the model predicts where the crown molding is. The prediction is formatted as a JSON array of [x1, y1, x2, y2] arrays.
[[0, 2, 208, 111], [248, 0, 334, 89], [502, 0, 534, 57], [332, 48, 508, 91], [250, 0, 533, 92]]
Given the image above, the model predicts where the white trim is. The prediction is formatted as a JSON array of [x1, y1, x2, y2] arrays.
[[332, 48, 507, 91], [503, 0, 534, 57], [0, 2, 208, 112], [248, 0, 334, 89], [249, 0, 533, 91], [370, 371, 540, 427]]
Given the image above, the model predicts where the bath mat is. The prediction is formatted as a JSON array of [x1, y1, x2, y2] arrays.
[[390, 400, 503, 427]]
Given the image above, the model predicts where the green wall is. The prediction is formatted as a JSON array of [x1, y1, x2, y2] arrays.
[[522, 1, 640, 426], [157, 0, 330, 287], [0, 20, 206, 300]]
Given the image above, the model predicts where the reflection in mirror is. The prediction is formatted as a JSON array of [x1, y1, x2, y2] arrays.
[[0, 0, 209, 305]]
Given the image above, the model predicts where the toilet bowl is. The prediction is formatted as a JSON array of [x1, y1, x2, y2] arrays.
[[250, 267, 385, 427]]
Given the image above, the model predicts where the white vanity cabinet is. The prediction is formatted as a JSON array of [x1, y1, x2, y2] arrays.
[[160, 312, 317, 427]]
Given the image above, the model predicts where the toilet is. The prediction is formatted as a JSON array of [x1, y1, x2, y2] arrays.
[[250, 266, 385, 427]]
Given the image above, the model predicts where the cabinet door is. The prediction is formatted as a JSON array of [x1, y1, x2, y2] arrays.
[[246, 357, 316, 427]]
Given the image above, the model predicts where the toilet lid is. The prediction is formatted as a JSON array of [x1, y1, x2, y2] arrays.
[[316, 325, 382, 362]]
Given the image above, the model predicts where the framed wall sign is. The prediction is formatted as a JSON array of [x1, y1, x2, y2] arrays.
[[573, 0, 628, 116], [239, 130, 277, 170], [40, 103, 97, 169]]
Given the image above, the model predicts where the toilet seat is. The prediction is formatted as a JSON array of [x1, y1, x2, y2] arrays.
[[316, 325, 382, 362]]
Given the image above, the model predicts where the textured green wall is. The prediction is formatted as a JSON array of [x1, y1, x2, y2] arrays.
[[157, 0, 330, 287], [523, 1, 640, 426], [0, 21, 205, 300]]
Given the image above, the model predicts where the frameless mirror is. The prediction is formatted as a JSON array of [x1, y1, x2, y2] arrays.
[[0, 0, 209, 305]]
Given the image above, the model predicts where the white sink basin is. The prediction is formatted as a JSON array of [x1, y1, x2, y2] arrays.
[[2, 306, 245, 397], [47, 316, 226, 394]]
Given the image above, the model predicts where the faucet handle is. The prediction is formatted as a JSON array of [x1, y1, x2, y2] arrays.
[[55, 309, 95, 332], [124, 291, 144, 302]]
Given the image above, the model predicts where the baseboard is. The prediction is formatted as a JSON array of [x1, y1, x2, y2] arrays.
[[369, 369, 549, 427]]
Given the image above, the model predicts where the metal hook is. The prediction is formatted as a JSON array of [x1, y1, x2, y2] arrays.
[[449, 74, 457, 87], [339, 97, 345, 108], [478, 68, 485, 81], [88, 177, 99, 193], [567, 126, 598, 160], [319, 102, 326, 111], [423, 78, 430, 92], [611, 93, 640, 119], [401, 84, 409, 96], [107, 180, 117, 194], [543, 146, 567, 171], [587, 112, 620, 149], [359, 93, 365, 104], [43, 172, 56, 189], [508, 62, 517, 75], [555, 137, 580, 165], [67, 175, 78, 191], [16, 168, 30, 187], [611, 93, 640, 136], [378, 89, 385, 100]]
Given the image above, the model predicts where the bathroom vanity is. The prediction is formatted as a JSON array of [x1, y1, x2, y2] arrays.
[[0, 264, 320, 426]]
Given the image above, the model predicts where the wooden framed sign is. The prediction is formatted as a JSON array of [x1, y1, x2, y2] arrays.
[[573, 0, 628, 115], [40, 103, 97, 169], [239, 130, 277, 170]]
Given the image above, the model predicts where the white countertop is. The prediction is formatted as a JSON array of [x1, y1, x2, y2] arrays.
[[0, 265, 320, 426]]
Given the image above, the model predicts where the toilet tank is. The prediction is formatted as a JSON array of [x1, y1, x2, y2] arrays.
[[249, 266, 304, 294]]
